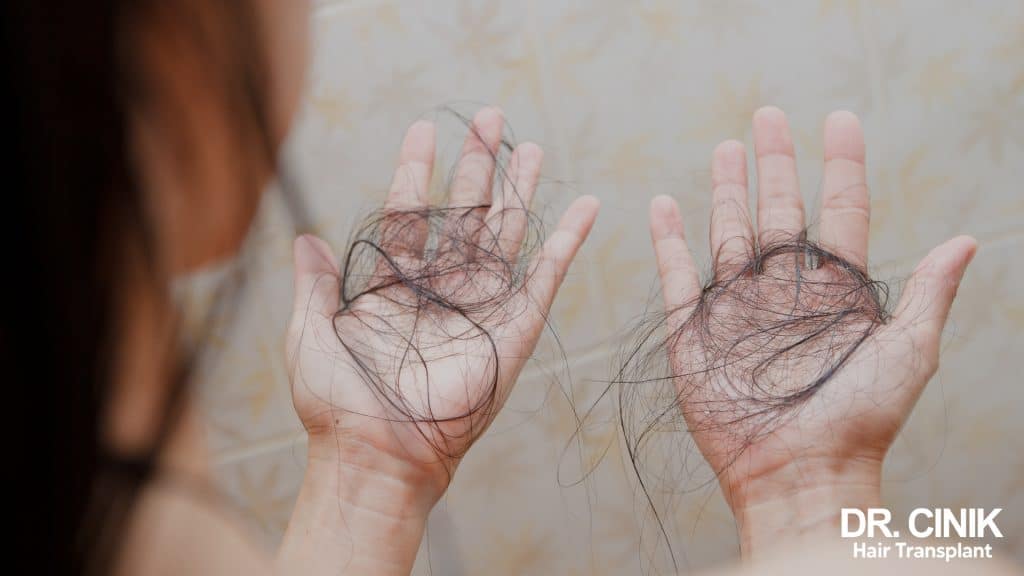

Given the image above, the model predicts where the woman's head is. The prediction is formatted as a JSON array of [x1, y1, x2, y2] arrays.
[[5, 0, 309, 572], [126, 0, 310, 271]]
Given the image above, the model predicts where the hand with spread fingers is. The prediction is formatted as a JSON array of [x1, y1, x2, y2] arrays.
[[279, 108, 599, 576], [648, 107, 976, 556]]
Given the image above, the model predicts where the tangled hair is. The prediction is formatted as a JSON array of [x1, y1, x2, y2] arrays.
[[314, 110, 547, 463], [612, 232, 892, 569]]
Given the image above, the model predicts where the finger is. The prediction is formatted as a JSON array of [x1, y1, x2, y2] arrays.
[[753, 106, 804, 244], [820, 110, 870, 267], [380, 120, 436, 260], [709, 139, 754, 272], [442, 107, 505, 251], [892, 236, 978, 363], [525, 196, 601, 314], [288, 234, 341, 369], [650, 195, 701, 325], [480, 142, 542, 262]]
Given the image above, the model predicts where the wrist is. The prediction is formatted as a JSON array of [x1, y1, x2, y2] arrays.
[[277, 437, 436, 576], [724, 455, 883, 558], [306, 433, 442, 516]]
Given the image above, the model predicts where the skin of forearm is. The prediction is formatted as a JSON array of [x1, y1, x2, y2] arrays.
[[276, 437, 437, 576], [722, 454, 884, 558]]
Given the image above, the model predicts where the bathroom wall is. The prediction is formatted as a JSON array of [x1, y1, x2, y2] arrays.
[[197, 0, 1024, 572]]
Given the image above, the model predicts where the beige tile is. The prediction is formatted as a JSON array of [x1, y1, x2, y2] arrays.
[[199, 0, 1024, 570]]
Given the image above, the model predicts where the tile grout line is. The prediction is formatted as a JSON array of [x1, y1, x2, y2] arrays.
[[212, 342, 615, 465], [214, 432, 308, 466], [313, 0, 368, 19], [214, 229, 1024, 466], [217, 226, 1024, 464]]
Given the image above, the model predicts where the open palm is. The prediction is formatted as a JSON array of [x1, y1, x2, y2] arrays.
[[648, 107, 976, 511], [286, 108, 599, 497]]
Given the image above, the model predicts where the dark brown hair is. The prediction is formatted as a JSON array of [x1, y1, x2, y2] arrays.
[[3, 1, 281, 573]]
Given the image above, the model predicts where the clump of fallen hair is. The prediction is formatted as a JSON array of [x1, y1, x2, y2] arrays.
[[612, 233, 891, 569], [326, 115, 545, 463]]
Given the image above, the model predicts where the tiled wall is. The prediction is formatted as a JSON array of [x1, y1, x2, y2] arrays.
[[198, 0, 1024, 572]]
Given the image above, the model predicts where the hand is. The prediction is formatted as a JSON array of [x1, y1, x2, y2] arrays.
[[280, 108, 597, 576], [287, 107, 599, 503], [648, 107, 976, 555]]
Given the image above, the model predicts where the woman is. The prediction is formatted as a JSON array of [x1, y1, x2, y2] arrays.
[[11, 1, 596, 574], [6, 1, 995, 574]]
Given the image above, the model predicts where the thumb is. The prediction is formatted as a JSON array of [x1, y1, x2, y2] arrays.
[[291, 233, 341, 323], [892, 235, 978, 362]]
